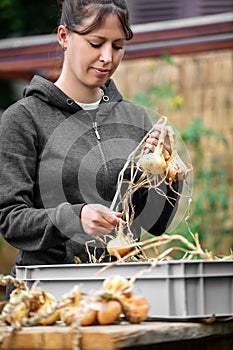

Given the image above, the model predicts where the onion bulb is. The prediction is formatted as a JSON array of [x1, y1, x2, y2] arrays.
[[107, 233, 132, 258], [103, 275, 132, 297], [60, 305, 97, 326], [139, 151, 167, 176], [97, 300, 122, 325], [120, 295, 149, 324], [139, 116, 168, 176], [165, 127, 190, 182], [37, 292, 60, 325]]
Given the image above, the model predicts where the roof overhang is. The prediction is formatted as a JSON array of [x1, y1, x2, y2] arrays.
[[0, 12, 232, 81]]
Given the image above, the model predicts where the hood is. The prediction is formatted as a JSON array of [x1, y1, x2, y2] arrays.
[[23, 75, 123, 113]]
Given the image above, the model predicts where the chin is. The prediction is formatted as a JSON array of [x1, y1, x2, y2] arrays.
[[92, 78, 109, 87]]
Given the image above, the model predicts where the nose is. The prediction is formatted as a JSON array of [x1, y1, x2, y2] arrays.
[[99, 44, 113, 63]]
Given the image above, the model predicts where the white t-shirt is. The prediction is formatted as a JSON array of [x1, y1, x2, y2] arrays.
[[75, 89, 104, 110]]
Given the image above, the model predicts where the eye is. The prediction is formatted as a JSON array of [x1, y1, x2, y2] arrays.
[[90, 42, 102, 48], [113, 45, 123, 51]]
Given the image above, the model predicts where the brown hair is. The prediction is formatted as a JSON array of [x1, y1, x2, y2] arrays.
[[59, 0, 133, 40]]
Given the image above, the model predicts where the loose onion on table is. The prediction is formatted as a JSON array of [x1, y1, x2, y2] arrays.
[[120, 295, 149, 324], [60, 285, 97, 326], [96, 300, 122, 325], [60, 305, 97, 326], [102, 275, 133, 298], [36, 291, 60, 326]]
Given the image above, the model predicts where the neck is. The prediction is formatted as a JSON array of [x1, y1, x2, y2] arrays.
[[55, 76, 103, 104]]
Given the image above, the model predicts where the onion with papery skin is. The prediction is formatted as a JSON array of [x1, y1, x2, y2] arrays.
[[60, 285, 97, 326], [0, 275, 151, 328], [107, 234, 132, 258], [60, 305, 97, 326], [139, 115, 168, 177], [102, 275, 132, 298], [2, 292, 30, 327], [119, 295, 149, 324], [139, 151, 167, 176], [97, 300, 122, 325], [165, 127, 190, 182], [37, 291, 60, 325], [139, 117, 190, 183], [107, 219, 133, 258]]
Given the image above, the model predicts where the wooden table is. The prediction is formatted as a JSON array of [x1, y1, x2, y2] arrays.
[[1, 320, 233, 350]]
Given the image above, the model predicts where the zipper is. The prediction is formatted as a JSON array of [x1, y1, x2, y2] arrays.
[[88, 109, 114, 201], [93, 121, 101, 140]]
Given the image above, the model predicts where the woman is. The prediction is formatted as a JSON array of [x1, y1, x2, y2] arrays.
[[0, 0, 181, 296]]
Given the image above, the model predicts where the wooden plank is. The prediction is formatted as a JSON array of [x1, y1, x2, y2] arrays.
[[1, 321, 233, 350]]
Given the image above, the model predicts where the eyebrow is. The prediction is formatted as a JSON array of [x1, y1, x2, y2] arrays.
[[87, 34, 126, 41]]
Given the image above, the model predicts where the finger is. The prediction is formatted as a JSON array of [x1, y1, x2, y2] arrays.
[[116, 217, 126, 227], [102, 213, 126, 229], [146, 136, 159, 144], [145, 142, 156, 152], [92, 217, 126, 237], [150, 130, 160, 139]]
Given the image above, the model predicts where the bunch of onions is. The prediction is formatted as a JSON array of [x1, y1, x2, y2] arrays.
[[139, 116, 168, 177], [139, 117, 191, 183], [1, 274, 150, 328], [95, 275, 150, 325]]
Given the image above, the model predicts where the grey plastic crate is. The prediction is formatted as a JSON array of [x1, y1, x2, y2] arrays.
[[16, 260, 233, 320]]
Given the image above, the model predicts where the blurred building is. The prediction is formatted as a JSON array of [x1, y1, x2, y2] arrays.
[[127, 0, 233, 24], [0, 0, 232, 81]]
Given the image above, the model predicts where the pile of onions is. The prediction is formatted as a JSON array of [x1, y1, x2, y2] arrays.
[[61, 274, 149, 326], [1, 274, 150, 328]]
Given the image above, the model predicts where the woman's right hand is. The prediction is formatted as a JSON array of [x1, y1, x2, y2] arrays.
[[80, 204, 124, 237]]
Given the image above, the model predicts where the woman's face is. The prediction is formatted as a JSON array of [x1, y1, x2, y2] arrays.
[[60, 14, 126, 89]]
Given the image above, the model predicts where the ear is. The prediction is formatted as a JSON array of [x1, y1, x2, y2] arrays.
[[57, 25, 69, 50]]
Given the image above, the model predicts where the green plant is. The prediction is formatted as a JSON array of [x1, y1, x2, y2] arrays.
[[133, 55, 184, 116]]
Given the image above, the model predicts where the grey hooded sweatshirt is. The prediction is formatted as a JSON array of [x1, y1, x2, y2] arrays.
[[0, 75, 181, 268]]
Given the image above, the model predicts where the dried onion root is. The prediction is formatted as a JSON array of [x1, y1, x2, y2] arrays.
[[106, 115, 192, 261]]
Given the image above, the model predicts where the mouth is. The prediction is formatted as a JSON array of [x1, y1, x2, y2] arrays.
[[93, 67, 111, 76]]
